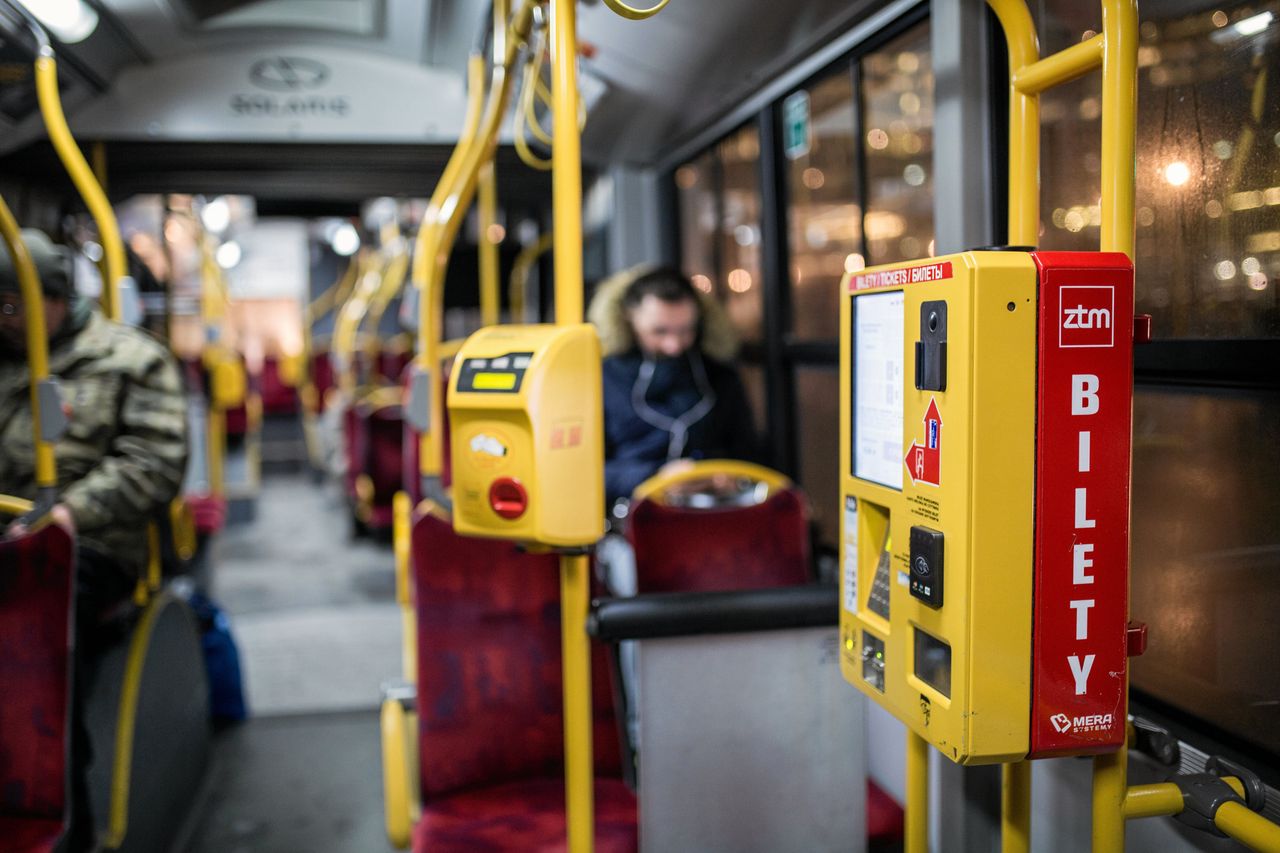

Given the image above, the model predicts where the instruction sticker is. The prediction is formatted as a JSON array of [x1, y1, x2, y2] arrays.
[[843, 497, 858, 614]]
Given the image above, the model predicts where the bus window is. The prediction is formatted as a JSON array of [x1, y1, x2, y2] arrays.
[[1129, 388, 1280, 761], [1038, 0, 1280, 338], [717, 126, 765, 347], [786, 68, 861, 342], [860, 21, 935, 266]]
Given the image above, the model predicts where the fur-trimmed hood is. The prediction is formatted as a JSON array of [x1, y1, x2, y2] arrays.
[[587, 265, 739, 362]]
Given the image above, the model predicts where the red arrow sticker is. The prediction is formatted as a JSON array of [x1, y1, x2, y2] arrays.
[[904, 397, 942, 486]]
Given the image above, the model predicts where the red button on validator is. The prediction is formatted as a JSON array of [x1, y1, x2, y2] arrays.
[[489, 477, 528, 519]]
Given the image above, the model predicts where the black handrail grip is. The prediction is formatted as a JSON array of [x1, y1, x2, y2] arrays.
[[587, 584, 837, 642]]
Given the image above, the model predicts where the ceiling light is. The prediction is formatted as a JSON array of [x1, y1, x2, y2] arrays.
[[17, 0, 98, 44]]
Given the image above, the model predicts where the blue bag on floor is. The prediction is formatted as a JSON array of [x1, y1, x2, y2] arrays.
[[186, 590, 249, 723]]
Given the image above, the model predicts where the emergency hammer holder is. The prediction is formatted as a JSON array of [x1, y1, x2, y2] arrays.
[[838, 249, 1135, 764]]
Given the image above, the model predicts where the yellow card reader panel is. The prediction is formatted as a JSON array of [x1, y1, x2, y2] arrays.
[[839, 251, 1037, 765], [448, 323, 604, 548]]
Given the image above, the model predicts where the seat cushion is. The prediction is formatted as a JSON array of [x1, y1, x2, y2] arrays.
[[867, 779, 904, 841], [413, 777, 637, 853], [0, 816, 64, 853]]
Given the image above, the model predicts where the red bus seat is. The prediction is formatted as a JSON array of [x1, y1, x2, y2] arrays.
[[0, 524, 74, 853], [866, 779, 905, 847], [309, 349, 336, 414], [260, 356, 299, 416], [345, 399, 404, 531], [626, 488, 811, 593], [410, 510, 636, 853]]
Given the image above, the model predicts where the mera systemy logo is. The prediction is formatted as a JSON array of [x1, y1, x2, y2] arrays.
[[249, 57, 330, 91], [1050, 712, 1114, 735]]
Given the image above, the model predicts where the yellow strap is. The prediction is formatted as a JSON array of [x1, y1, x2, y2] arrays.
[[600, 0, 670, 20], [35, 56, 124, 320]]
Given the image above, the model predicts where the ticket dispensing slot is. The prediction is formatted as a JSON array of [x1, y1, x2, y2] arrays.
[[448, 324, 604, 547], [838, 251, 1134, 765]]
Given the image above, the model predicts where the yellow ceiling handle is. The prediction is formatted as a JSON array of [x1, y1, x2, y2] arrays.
[[514, 39, 554, 171], [508, 231, 554, 323], [35, 55, 125, 320], [600, 0, 670, 21]]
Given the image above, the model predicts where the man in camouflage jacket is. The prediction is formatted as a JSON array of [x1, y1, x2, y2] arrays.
[[0, 229, 188, 586], [0, 229, 188, 851]]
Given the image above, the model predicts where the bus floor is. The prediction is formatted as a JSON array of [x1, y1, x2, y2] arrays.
[[177, 471, 400, 853]]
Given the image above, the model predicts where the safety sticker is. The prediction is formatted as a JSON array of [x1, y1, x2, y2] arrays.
[[842, 497, 858, 614], [850, 260, 953, 292], [904, 397, 942, 487]]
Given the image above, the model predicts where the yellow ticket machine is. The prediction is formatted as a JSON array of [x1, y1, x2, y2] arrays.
[[839, 250, 1135, 765], [448, 323, 604, 548]]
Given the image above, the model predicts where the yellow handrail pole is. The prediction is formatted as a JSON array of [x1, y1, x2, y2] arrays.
[[1015, 36, 1103, 95], [1216, 801, 1280, 852], [1093, 3, 1138, 849], [905, 730, 929, 853], [1100, 0, 1138, 259], [411, 51, 491, 480], [1002, 761, 1032, 853], [478, 157, 501, 326], [986, 0, 1040, 246], [549, 1, 594, 850], [1121, 784, 1184, 820], [34, 55, 124, 320], [509, 232, 554, 323], [417, 0, 531, 481], [0, 197, 57, 494]]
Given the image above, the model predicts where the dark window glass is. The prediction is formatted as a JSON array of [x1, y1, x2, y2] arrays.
[[786, 70, 862, 341], [717, 127, 765, 345], [796, 366, 841, 546], [860, 22, 936, 265], [1036, 1, 1280, 338], [675, 153, 717, 293], [1129, 388, 1280, 760]]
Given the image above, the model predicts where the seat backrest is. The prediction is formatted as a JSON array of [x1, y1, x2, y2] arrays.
[[0, 524, 74, 822], [260, 356, 299, 415], [411, 510, 621, 800], [310, 349, 336, 413], [627, 488, 811, 594]]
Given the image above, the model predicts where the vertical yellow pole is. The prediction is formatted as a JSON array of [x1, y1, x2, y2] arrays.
[[0, 197, 57, 493], [1003, 761, 1032, 853], [906, 730, 929, 853], [208, 398, 226, 498], [551, 0, 583, 327], [1094, 3, 1138, 850], [1100, 0, 1138, 259], [478, 158, 501, 327], [986, 0, 1041, 246], [551, 1, 592, 850]]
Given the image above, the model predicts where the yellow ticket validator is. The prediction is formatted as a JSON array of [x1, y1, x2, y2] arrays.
[[839, 251, 1038, 765], [448, 324, 604, 548]]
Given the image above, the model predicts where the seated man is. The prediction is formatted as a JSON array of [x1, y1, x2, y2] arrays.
[[589, 265, 760, 509], [0, 229, 188, 851]]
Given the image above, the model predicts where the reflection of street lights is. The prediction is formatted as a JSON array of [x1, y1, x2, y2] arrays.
[[1164, 161, 1191, 187]]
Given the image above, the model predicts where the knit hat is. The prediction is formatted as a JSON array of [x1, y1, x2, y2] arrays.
[[0, 229, 75, 298]]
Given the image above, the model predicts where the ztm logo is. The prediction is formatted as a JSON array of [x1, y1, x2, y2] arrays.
[[1050, 713, 1073, 733], [1059, 286, 1115, 348]]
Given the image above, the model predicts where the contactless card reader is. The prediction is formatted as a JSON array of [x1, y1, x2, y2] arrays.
[[448, 324, 604, 548], [838, 251, 1135, 764]]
